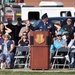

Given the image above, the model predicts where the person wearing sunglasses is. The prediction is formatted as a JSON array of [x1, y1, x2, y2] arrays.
[[53, 32, 68, 49], [62, 18, 74, 40], [18, 31, 30, 46]]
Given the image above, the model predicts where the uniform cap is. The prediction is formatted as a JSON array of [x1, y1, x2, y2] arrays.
[[41, 13, 48, 20]]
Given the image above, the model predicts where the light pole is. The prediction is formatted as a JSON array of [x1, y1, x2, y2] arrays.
[[0, 0, 5, 22]]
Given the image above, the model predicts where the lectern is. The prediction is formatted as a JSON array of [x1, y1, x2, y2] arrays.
[[30, 30, 51, 70]]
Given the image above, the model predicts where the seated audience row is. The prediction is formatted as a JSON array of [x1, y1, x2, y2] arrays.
[[50, 31, 75, 68]]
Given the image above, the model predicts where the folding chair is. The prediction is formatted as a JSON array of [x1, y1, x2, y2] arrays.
[[51, 47, 70, 69], [14, 46, 30, 68]]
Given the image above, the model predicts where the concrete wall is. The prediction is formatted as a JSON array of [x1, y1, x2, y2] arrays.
[[24, 0, 75, 7]]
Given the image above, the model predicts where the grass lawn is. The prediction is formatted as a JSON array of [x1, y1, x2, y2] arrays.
[[0, 71, 75, 75]]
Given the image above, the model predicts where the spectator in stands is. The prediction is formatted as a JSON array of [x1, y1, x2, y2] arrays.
[[19, 20, 30, 39], [50, 32, 69, 65], [18, 31, 30, 46], [68, 32, 75, 68], [6, 18, 15, 40], [54, 21, 65, 35], [14, 17, 24, 45], [54, 32, 67, 49], [0, 33, 15, 69], [18, 32, 30, 64], [51, 32, 68, 54], [0, 23, 12, 35], [62, 18, 74, 40], [50, 32, 68, 60], [54, 22, 70, 44]]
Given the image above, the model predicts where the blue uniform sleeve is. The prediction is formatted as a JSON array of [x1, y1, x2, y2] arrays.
[[29, 24, 39, 31]]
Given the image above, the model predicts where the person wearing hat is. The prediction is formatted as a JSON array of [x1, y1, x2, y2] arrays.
[[51, 32, 69, 65], [51, 31, 67, 53], [0, 33, 15, 69], [50, 32, 68, 52], [28, 13, 54, 33], [53, 32, 68, 49]]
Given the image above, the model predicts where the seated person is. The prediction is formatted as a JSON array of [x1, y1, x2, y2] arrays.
[[53, 21, 70, 44], [54, 32, 68, 49], [68, 32, 75, 68], [19, 21, 30, 38], [50, 32, 68, 63], [18, 32, 30, 46], [50, 32, 68, 52], [18, 32, 30, 56], [0, 33, 15, 69]]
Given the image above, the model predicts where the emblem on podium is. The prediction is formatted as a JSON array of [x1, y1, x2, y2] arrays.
[[35, 34, 45, 44]]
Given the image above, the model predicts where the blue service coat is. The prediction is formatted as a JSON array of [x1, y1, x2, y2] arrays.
[[29, 19, 54, 34]]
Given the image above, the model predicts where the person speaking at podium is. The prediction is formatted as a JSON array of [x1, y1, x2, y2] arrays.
[[27, 13, 54, 34]]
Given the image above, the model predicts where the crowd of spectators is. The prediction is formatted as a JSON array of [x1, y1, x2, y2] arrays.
[[0, 18, 30, 69], [0, 13, 75, 69]]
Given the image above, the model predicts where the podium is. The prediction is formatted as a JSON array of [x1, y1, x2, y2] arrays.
[[30, 30, 51, 70]]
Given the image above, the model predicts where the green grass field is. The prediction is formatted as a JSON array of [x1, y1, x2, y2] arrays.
[[0, 71, 75, 75]]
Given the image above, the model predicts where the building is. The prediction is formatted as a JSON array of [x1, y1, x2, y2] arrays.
[[5, 0, 75, 7], [24, 0, 75, 7]]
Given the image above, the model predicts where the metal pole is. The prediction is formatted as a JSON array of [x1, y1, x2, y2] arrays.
[[1, 0, 5, 22], [2, 0, 5, 22]]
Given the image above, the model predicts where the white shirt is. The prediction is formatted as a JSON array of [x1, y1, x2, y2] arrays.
[[2, 41, 8, 54]]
